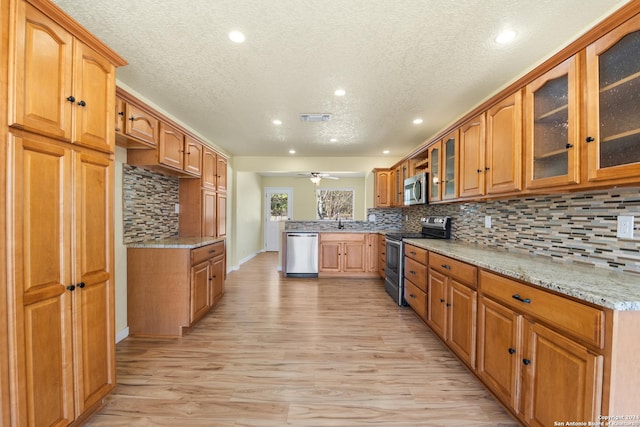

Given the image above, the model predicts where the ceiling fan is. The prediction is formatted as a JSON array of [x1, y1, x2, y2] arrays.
[[297, 172, 340, 185]]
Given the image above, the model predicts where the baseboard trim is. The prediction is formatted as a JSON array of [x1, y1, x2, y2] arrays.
[[116, 327, 129, 343]]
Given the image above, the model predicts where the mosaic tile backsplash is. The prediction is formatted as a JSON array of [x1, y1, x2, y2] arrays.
[[123, 165, 179, 243], [405, 187, 640, 274]]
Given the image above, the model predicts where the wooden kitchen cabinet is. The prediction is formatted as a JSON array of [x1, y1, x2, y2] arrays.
[[525, 55, 580, 189], [128, 241, 225, 337], [11, 1, 117, 154], [478, 270, 604, 426], [427, 252, 477, 368], [202, 147, 218, 189], [115, 92, 159, 148], [378, 234, 386, 278], [4, 2, 124, 424], [319, 233, 379, 277], [585, 12, 640, 183], [10, 135, 116, 426], [429, 130, 458, 202], [128, 121, 202, 177], [459, 114, 486, 198], [217, 155, 228, 192], [366, 233, 379, 273], [404, 244, 429, 322], [373, 168, 392, 207]]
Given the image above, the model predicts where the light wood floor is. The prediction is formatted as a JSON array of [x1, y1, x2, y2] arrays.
[[87, 252, 520, 426]]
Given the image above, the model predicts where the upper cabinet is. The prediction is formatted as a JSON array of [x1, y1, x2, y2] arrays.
[[485, 91, 523, 195], [216, 155, 227, 192], [525, 55, 580, 189], [586, 13, 640, 183], [11, 2, 117, 153], [430, 130, 458, 203], [459, 113, 486, 198], [373, 168, 392, 207], [116, 98, 159, 148]]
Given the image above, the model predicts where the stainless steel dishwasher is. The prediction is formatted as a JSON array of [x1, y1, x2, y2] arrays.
[[285, 233, 319, 277]]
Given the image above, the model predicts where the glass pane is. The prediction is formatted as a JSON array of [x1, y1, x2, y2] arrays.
[[533, 74, 569, 179], [270, 193, 288, 221], [316, 189, 354, 220], [444, 138, 455, 196], [598, 30, 640, 168], [430, 146, 440, 198]]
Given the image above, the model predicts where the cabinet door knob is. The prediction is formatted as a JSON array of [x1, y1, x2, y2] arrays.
[[484, 167, 490, 171], [77, 100, 86, 107], [66, 285, 76, 291], [118, 111, 125, 116], [66, 95, 75, 103], [409, 293, 416, 299], [77, 282, 85, 288], [508, 348, 516, 354], [565, 143, 573, 149], [476, 169, 482, 173], [523, 358, 531, 365], [409, 270, 416, 275], [129, 116, 135, 121], [439, 298, 445, 303], [441, 264, 451, 270], [585, 136, 595, 143]]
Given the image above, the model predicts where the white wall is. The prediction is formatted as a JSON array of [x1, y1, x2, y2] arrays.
[[114, 147, 128, 341], [231, 171, 263, 268]]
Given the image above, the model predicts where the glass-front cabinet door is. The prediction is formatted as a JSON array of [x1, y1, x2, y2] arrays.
[[442, 130, 458, 200], [429, 141, 442, 202], [586, 14, 640, 182], [525, 55, 580, 189]]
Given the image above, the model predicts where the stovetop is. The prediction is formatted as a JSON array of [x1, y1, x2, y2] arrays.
[[384, 231, 426, 241], [385, 216, 452, 241]]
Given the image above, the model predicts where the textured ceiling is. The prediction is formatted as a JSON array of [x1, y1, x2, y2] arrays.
[[53, 0, 630, 159]]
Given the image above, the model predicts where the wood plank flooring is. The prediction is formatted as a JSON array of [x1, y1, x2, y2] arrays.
[[87, 252, 520, 426]]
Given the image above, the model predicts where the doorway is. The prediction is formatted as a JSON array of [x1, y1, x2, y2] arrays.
[[264, 187, 293, 252]]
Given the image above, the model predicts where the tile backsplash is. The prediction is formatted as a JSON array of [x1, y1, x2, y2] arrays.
[[123, 165, 179, 243], [405, 187, 640, 274]]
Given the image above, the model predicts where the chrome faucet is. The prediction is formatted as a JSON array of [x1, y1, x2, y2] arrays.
[[337, 213, 344, 229]]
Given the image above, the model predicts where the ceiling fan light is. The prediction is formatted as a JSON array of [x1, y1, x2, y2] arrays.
[[310, 176, 322, 185]]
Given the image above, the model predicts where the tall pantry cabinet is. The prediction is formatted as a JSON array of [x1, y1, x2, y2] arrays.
[[1, 0, 126, 426]]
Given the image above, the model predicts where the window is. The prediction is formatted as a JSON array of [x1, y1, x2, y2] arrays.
[[316, 188, 354, 220]]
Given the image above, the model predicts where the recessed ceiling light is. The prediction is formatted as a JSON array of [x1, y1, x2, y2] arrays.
[[413, 118, 423, 125], [289, 149, 296, 154], [330, 138, 338, 142], [334, 89, 346, 96], [272, 119, 282, 125], [495, 30, 516, 45], [229, 31, 245, 43], [383, 150, 390, 154]]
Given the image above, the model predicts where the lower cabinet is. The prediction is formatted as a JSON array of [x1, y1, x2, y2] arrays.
[[404, 244, 429, 322], [427, 253, 477, 368], [378, 234, 386, 278], [128, 240, 225, 337], [478, 270, 604, 426], [319, 233, 378, 277]]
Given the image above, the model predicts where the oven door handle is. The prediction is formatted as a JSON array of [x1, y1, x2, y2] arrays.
[[385, 239, 401, 248]]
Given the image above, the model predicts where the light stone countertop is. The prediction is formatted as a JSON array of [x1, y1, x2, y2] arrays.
[[404, 239, 640, 311], [127, 236, 225, 249]]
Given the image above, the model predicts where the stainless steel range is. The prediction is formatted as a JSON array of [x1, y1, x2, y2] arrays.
[[384, 216, 451, 305]]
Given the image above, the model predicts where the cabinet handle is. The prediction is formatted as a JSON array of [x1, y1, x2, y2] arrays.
[[129, 117, 135, 121], [409, 293, 416, 299], [118, 111, 125, 116], [512, 294, 531, 304], [585, 136, 595, 143], [508, 348, 516, 354], [484, 167, 490, 171], [77, 282, 85, 288], [409, 251, 416, 255], [441, 264, 451, 270], [66, 95, 75, 103], [409, 270, 416, 275], [565, 143, 573, 149], [77, 100, 86, 107], [439, 298, 445, 303], [66, 285, 76, 291], [209, 250, 216, 254], [446, 303, 451, 307], [476, 169, 482, 173], [523, 358, 531, 365]]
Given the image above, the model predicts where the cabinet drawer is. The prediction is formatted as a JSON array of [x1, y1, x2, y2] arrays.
[[404, 257, 427, 292], [321, 233, 367, 242], [405, 244, 428, 264], [429, 252, 477, 288], [191, 241, 224, 265], [479, 270, 605, 349], [404, 279, 427, 320]]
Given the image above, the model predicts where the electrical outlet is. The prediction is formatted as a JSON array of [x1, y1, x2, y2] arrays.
[[484, 215, 492, 229], [174, 203, 180, 214], [617, 215, 634, 239]]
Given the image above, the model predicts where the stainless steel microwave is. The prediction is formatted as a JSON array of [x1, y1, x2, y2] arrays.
[[404, 173, 428, 205]]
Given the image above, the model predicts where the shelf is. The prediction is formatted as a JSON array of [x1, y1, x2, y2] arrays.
[[534, 149, 567, 160], [601, 127, 640, 143], [536, 104, 568, 121], [600, 70, 640, 93]]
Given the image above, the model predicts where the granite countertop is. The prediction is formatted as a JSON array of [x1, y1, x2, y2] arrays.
[[127, 236, 225, 249], [404, 239, 640, 311]]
